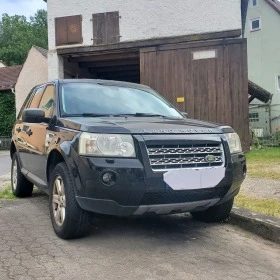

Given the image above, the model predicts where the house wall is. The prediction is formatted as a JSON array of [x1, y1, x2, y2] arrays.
[[245, 0, 280, 135], [15, 47, 48, 115], [141, 39, 250, 151], [47, 0, 241, 50], [0, 62, 6, 68]]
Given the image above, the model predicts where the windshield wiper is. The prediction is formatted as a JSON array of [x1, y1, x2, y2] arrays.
[[64, 113, 111, 117], [113, 113, 182, 119]]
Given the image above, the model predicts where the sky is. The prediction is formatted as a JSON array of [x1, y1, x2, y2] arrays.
[[0, 0, 47, 19]]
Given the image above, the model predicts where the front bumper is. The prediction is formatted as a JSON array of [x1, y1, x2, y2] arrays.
[[73, 150, 246, 216]]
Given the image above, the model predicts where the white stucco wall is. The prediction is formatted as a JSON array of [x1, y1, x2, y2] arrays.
[[0, 61, 6, 67], [47, 0, 242, 50], [15, 47, 48, 115]]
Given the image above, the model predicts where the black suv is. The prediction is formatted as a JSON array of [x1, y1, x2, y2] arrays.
[[11, 79, 246, 239]]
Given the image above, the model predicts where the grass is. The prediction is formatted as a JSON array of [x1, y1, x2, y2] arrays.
[[235, 194, 280, 218], [0, 185, 16, 199], [246, 147, 280, 180]]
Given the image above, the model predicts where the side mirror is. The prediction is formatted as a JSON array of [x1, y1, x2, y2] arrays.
[[181, 112, 189, 118], [22, 109, 48, 123]]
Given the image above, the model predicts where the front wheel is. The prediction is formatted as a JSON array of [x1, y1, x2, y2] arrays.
[[49, 162, 90, 239], [190, 198, 234, 223]]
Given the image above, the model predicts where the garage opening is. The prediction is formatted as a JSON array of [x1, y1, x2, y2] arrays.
[[63, 51, 140, 83]]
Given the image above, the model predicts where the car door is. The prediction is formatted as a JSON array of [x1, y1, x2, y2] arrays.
[[16, 86, 45, 171], [23, 84, 56, 185]]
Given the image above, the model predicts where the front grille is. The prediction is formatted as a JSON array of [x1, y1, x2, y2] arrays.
[[147, 143, 224, 171]]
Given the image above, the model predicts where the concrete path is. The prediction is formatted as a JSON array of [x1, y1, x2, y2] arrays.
[[0, 195, 279, 280], [0, 150, 10, 177]]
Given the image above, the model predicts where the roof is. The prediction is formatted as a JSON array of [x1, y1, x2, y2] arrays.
[[0, 60, 7, 67], [33, 45, 48, 58], [0, 65, 22, 91], [248, 80, 272, 103], [265, 0, 280, 14]]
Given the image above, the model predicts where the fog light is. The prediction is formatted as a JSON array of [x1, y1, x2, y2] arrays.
[[101, 171, 116, 186]]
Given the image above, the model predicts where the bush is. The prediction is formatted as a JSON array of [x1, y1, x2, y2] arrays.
[[0, 91, 16, 136]]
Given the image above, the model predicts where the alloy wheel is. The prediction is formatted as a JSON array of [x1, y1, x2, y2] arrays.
[[52, 176, 66, 227]]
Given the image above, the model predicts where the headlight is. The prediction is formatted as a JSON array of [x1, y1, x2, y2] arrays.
[[224, 133, 242, 154], [79, 133, 136, 157]]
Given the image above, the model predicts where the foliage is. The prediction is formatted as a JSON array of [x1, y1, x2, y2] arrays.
[[246, 148, 280, 180], [0, 91, 16, 136], [0, 185, 16, 200], [235, 194, 280, 218], [0, 10, 48, 66]]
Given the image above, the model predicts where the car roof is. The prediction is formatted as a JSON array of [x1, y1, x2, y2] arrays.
[[55, 79, 152, 91]]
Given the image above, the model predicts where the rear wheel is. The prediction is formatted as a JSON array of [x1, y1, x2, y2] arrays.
[[190, 198, 234, 223], [49, 162, 90, 239], [11, 153, 33, 198]]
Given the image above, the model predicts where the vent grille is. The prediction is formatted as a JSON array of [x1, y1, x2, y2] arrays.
[[147, 143, 224, 171]]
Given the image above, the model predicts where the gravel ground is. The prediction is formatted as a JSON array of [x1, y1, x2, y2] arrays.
[[240, 176, 280, 201]]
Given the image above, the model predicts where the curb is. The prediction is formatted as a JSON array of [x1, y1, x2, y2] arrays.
[[230, 206, 280, 244]]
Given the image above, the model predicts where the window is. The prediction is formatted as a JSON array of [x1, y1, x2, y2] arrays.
[[250, 18, 261, 31], [249, 112, 259, 122], [276, 75, 280, 92], [55, 15, 82, 46], [29, 86, 45, 109], [92, 11, 120, 45], [252, 0, 257, 6], [39, 85, 55, 118]]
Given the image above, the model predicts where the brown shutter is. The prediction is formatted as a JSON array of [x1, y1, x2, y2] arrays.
[[67, 15, 82, 44], [92, 13, 106, 45], [92, 11, 120, 45], [55, 17, 68, 46], [55, 15, 82, 46], [106, 12, 120, 44]]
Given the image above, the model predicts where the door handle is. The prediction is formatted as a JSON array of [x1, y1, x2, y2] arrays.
[[26, 130, 33, 137], [16, 127, 22, 133]]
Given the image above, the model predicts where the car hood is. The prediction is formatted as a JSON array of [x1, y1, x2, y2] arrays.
[[59, 117, 231, 134]]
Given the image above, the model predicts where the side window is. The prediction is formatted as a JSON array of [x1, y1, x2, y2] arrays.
[[38, 85, 56, 118], [29, 86, 45, 108]]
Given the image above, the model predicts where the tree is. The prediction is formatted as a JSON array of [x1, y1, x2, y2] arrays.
[[0, 10, 48, 66]]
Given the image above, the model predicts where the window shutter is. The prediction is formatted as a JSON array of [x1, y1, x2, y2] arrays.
[[55, 17, 68, 46], [92, 11, 120, 45], [92, 13, 106, 45], [55, 15, 82, 46], [106, 12, 120, 44]]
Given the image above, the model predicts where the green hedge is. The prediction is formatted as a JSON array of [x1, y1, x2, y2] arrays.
[[0, 91, 16, 136]]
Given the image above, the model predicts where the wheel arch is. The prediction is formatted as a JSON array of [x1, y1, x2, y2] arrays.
[[46, 149, 67, 183]]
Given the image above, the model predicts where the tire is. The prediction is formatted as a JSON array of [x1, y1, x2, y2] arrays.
[[11, 153, 33, 198], [49, 162, 90, 239], [190, 198, 234, 223]]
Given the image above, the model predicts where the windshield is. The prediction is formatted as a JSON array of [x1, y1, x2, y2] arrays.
[[59, 83, 183, 119]]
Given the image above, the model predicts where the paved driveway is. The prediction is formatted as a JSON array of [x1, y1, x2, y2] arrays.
[[0, 151, 10, 176], [0, 194, 279, 280]]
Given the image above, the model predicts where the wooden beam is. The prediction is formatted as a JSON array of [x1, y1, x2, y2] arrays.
[[88, 65, 139, 73], [79, 59, 139, 68], [69, 52, 139, 62], [57, 30, 242, 56]]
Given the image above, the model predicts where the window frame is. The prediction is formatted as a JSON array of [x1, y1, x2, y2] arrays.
[[249, 112, 259, 123], [276, 75, 280, 93], [250, 17, 261, 32], [252, 0, 258, 7]]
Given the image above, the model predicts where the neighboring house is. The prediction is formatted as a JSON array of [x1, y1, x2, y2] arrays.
[[244, 0, 280, 136], [15, 46, 48, 115], [44, 0, 250, 149], [0, 65, 22, 92], [0, 61, 7, 68]]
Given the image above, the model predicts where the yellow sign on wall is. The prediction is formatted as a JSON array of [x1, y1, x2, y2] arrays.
[[177, 97, 185, 103]]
